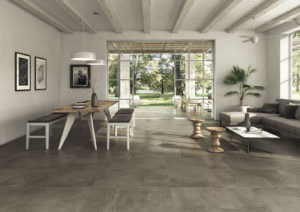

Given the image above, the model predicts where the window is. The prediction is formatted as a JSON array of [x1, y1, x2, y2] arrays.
[[292, 32, 300, 100], [107, 41, 215, 118]]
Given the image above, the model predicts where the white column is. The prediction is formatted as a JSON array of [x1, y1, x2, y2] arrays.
[[185, 54, 196, 99], [120, 54, 131, 108]]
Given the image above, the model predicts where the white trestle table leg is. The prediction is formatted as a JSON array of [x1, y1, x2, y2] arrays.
[[87, 113, 97, 150], [58, 113, 76, 150]]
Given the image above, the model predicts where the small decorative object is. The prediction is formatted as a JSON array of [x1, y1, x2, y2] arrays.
[[35, 57, 47, 90], [70, 64, 90, 88], [207, 127, 226, 153], [190, 118, 204, 139], [245, 113, 251, 133], [223, 65, 264, 112], [15, 52, 31, 91], [133, 95, 140, 107], [91, 88, 98, 107], [72, 102, 88, 109]]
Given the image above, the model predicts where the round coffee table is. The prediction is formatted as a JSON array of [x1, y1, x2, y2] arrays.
[[206, 127, 226, 153], [190, 118, 204, 139]]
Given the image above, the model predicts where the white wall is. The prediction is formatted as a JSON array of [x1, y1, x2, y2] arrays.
[[60, 31, 268, 119], [0, 1, 62, 145]]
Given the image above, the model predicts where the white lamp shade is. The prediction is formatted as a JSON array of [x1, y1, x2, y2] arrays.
[[87, 58, 106, 65], [71, 51, 96, 61]]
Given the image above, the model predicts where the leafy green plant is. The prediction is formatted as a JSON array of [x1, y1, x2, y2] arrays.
[[224, 65, 264, 106]]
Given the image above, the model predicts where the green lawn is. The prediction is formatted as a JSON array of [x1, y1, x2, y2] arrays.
[[139, 93, 174, 106]]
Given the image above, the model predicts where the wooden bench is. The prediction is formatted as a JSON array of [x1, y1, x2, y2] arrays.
[[26, 113, 66, 150], [104, 109, 134, 150]]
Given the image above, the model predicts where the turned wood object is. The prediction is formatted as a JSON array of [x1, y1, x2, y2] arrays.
[[207, 127, 226, 153], [190, 118, 204, 139]]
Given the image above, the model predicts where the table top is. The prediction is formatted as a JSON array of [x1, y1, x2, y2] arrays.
[[51, 100, 117, 113], [190, 118, 205, 122], [227, 126, 280, 139], [206, 127, 226, 132]]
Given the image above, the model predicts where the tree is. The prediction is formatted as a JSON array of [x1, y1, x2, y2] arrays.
[[224, 65, 265, 106]]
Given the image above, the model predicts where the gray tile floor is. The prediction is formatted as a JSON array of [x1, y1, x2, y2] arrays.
[[1, 107, 300, 211]]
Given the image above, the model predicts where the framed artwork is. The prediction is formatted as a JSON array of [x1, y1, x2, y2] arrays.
[[35, 57, 47, 90], [15, 52, 31, 91], [70, 64, 91, 88]]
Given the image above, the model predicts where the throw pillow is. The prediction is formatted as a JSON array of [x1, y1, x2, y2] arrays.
[[259, 103, 279, 113], [281, 105, 298, 119], [295, 106, 300, 120], [290, 103, 300, 120]]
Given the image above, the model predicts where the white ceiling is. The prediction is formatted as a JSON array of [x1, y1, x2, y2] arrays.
[[11, 0, 300, 33]]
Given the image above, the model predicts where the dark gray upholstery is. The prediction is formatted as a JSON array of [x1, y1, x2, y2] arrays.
[[28, 113, 66, 123], [295, 106, 300, 121], [249, 112, 279, 125], [116, 108, 134, 114], [109, 114, 132, 123], [220, 99, 300, 139], [263, 116, 300, 135]]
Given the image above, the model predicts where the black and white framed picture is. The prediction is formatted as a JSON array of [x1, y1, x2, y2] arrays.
[[70, 64, 91, 88], [35, 57, 47, 90], [15, 52, 31, 91]]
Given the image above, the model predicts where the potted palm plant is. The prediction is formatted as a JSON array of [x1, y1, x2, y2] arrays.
[[224, 65, 264, 112]]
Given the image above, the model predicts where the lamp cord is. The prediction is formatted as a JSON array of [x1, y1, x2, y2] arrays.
[[81, 0, 86, 50]]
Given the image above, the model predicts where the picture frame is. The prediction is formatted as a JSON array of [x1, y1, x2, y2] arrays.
[[35, 57, 47, 90], [15, 52, 31, 91], [70, 64, 91, 88]]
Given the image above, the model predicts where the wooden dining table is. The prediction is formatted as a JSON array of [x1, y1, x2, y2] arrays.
[[51, 100, 117, 150]]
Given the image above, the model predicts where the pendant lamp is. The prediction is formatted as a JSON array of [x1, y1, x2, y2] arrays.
[[71, 0, 96, 61]]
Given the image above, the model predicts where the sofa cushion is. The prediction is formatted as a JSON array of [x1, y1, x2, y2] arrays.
[[220, 112, 278, 126], [276, 99, 291, 116], [249, 112, 279, 125], [262, 116, 300, 135], [259, 103, 279, 113], [295, 106, 300, 121], [282, 105, 298, 119]]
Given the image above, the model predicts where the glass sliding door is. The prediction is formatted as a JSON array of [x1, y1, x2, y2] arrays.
[[107, 40, 215, 118]]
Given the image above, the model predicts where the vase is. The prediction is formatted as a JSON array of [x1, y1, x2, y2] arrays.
[[245, 113, 251, 132], [91, 92, 98, 107]]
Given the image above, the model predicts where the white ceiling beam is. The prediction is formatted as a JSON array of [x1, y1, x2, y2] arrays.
[[141, 0, 151, 33], [201, 0, 241, 33], [96, 0, 122, 33], [226, 0, 286, 33], [11, 0, 72, 33], [172, 0, 195, 33], [257, 6, 300, 32], [56, 0, 96, 34]]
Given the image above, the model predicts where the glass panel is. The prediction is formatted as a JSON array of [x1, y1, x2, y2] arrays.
[[204, 41, 213, 60], [195, 79, 203, 97], [195, 60, 203, 80], [204, 61, 213, 79], [203, 80, 213, 99], [203, 99, 213, 114], [292, 32, 300, 100], [175, 80, 185, 96], [174, 55, 186, 80], [190, 53, 203, 61], [108, 55, 119, 80], [108, 80, 120, 98]]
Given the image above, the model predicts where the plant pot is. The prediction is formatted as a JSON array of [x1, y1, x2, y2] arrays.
[[239, 105, 249, 113], [133, 95, 140, 108], [173, 95, 181, 107]]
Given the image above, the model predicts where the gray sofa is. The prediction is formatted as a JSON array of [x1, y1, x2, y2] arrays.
[[220, 99, 300, 139]]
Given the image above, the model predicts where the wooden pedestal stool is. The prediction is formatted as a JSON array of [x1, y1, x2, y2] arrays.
[[206, 127, 225, 153], [190, 118, 204, 139]]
